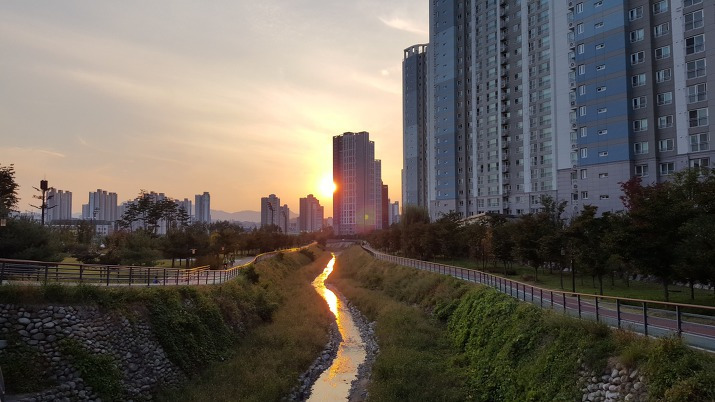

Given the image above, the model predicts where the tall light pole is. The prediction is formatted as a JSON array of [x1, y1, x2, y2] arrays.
[[267, 202, 274, 228], [30, 180, 55, 226]]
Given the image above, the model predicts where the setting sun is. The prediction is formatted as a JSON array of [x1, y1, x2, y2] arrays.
[[319, 175, 337, 199]]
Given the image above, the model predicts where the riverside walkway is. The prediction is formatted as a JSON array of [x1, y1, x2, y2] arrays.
[[362, 245, 715, 352], [0, 244, 313, 288]]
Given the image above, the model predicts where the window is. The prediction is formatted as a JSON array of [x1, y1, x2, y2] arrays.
[[580, 169, 587, 179], [599, 151, 609, 157], [632, 96, 647, 110], [598, 107, 607, 114], [659, 163, 674, 175], [600, 195, 610, 200], [578, 64, 586, 75], [658, 139, 674, 152], [655, 46, 671, 60], [594, 1, 603, 6], [631, 51, 645, 65], [598, 129, 608, 135], [598, 172, 608, 178], [684, 10, 704, 30], [690, 133, 709, 151], [579, 106, 587, 116], [577, 43, 585, 54], [596, 64, 606, 71], [652, 1, 668, 14], [581, 191, 589, 199], [579, 85, 586, 95], [686, 34, 705, 55], [577, 23, 584, 34], [687, 83, 707, 103], [580, 127, 587, 137], [595, 43, 605, 50], [655, 69, 671, 83], [690, 157, 710, 168], [630, 29, 644, 43], [684, 0, 703, 7], [686, 59, 706, 79], [653, 22, 670, 37], [635, 164, 649, 177], [689, 108, 709, 127], [658, 115, 673, 129], [632, 74, 646, 87], [657, 92, 673, 105], [634, 142, 649, 154], [628, 6, 643, 21], [633, 119, 648, 132], [576, 3, 583, 13], [595, 22, 604, 29], [597, 86, 606, 92], [580, 148, 588, 158]]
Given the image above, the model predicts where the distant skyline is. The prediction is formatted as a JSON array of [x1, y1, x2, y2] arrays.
[[1, 1, 428, 215]]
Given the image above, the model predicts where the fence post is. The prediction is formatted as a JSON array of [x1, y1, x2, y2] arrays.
[[106, 266, 110, 286], [577, 294, 581, 318], [163, 269, 167, 286], [643, 302, 649, 337], [129, 267, 133, 286], [617, 299, 621, 329], [44, 264, 49, 284], [0, 262, 5, 284], [80, 265, 84, 283], [540, 288, 543, 307], [147, 267, 151, 286], [676, 305, 682, 337], [562, 293, 566, 313], [550, 291, 554, 308], [595, 298, 599, 322]]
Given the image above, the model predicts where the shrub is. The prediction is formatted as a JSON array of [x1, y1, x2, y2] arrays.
[[0, 335, 55, 393], [299, 248, 315, 261], [59, 338, 123, 401]]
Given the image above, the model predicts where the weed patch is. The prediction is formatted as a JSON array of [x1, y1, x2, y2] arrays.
[[59, 338, 123, 401]]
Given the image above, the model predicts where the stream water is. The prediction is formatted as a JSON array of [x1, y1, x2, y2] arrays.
[[308, 254, 367, 401]]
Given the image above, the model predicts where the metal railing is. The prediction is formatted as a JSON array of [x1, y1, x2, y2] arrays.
[[0, 243, 315, 287], [362, 246, 715, 352]]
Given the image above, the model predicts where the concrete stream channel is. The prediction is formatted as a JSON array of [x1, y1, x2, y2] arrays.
[[307, 254, 370, 401]]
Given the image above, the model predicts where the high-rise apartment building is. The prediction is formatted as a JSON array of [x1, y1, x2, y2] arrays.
[[178, 198, 192, 220], [299, 194, 325, 233], [403, 44, 431, 210], [47, 189, 72, 223], [333, 132, 384, 235], [261, 194, 281, 228], [195, 192, 211, 223], [83, 189, 118, 221], [404, 0, 715, 218]]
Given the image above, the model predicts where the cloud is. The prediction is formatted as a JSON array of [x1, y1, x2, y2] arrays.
[[378, 16, 427, 36], [2, 147, 65, 158]]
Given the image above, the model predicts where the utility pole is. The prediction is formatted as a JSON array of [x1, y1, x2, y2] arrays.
[[30, 180, 55, 226]]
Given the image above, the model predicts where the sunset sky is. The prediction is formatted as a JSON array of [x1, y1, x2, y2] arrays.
[[1, 1, 428, 216]]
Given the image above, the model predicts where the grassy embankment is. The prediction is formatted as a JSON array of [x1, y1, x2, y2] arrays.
[[0, 246, 333, 402], [436, 257, 715, 307], [330, 246, 715, 402]]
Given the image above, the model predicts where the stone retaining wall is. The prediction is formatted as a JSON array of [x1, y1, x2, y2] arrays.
[[0, 303, 183, 401]]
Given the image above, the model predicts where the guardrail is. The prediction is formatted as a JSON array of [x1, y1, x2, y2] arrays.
[[0, 243, 316, 287], [362, 246, 715, 352]]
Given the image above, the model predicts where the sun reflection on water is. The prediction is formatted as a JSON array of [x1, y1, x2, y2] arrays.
[[313, 254, 339, 318]]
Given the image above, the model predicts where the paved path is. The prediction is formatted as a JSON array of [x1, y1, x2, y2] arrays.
[[365, 247, 715, 352]]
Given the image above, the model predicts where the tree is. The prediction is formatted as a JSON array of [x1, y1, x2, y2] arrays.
[[0, 163, 19, 217], [0, 217, 61, 261], [676, 214, 715, 299], [569, 205, 610, 295], [620, 177, 692, 301]]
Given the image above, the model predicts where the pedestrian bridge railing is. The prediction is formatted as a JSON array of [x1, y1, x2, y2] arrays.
[[362, 246, 715, 352]]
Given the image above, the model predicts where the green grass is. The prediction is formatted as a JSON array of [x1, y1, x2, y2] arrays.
[[157, 250, 334, 401], [335, 246, 715, 402], [436, 257, 715, 307], [1, 246, 333, 401], [59, 338, 124, 401], [0, 333, 56, 394]]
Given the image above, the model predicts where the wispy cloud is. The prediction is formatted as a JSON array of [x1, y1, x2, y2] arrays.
[[3, 147, 65, 158], [378, 16, 427, 36]]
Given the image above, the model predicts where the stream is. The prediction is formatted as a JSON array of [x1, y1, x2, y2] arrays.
[[308, 254, 367, 401]]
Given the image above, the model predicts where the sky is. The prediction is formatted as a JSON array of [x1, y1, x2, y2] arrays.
[[0, 1, 428, 216]]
